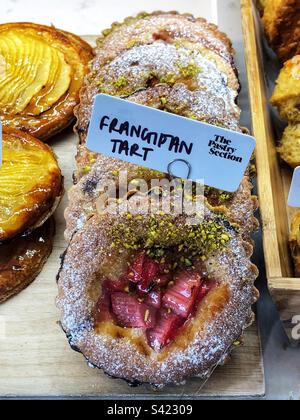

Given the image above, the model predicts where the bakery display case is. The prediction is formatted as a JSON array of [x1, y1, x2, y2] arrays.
[[0, 0, 299, 402], [242, 0, 300, 342]]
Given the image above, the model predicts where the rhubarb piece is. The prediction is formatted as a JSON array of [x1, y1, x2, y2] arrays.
[[142, 258, 160, 282], [137, 279, 156, 295], [128, 253, 160, 290], [145, 289, 163, 309], [127, 253, 145, 283], [147, 311, 185, 352], [95, 289, 114, 323], [162, 270, 202, 318], [102, 278, 128, 293], [155, 273, 172, 287], [137, 257, 161, 293], [111, 292, 156, 328]]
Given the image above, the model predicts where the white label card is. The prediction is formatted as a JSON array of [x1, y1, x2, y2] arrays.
[[288, 166, 300, 207], [86, 94, 256, 192]]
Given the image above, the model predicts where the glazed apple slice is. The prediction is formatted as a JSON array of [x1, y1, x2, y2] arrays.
[[162, 270, 202, 318], [111, 292, 157, 329]]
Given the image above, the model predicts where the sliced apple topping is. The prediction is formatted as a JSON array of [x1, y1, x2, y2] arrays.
[[0, 130, 62, 241], [95, 252, 217, 352], [0, 29, 71, 115]]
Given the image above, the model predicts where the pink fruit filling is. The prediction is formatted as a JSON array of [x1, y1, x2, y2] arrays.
[[95, 252, 216, 352]]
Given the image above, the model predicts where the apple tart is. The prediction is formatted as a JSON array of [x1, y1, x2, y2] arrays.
[[0, 128, 63, 242], [0, 23, 93, 140], [57, 206, 259, 387], [0, 218, 55, 303]]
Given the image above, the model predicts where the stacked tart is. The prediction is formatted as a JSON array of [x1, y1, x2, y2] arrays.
[[0, 23, 92, 302], [0, 128, 62, 302], [57, 12, 259, 387]]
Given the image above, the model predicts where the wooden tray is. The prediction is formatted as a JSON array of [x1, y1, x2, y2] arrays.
[[0, 36, 265, 399], [241, 0, 300, 341]]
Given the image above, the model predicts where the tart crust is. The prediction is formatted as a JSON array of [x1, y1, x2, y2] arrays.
[[0, 23, 93, 141], [290, 211, 300, 276]]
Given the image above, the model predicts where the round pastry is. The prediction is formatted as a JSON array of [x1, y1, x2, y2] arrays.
[[74, 12, 242, 185], [65, 147, 258, 242], [75, 12, 241, 179], [271, 56, 300, 125], [0, 23, 93, 140], [96, 11, 237, 65], [0, 218, 55, 303], [57, 206, 259, 387], [0, 128, 63, 242]]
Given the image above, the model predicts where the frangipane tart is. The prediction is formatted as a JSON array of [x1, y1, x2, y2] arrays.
[[76, 12, 240, 147], [57, 207, 259, 387], [74, 12, 241, 182], [0, 218, 55, 303], [0, 23, 93, 140], [0, 128, 63, 242]]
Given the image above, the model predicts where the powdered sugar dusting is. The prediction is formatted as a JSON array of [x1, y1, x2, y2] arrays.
[[99, 42, 238, 113]]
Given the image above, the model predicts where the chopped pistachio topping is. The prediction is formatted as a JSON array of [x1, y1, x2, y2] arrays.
[[178, 61, 202, 78], [144, 309, 150, 322], [96, 77, 105, 89], [114, 76, 128, 89], [160, 72, 177, 86], [81, 165, 92, 175], [126, 40, 138, 50], [205, 186, 233, 205], [109, 213, 232, 266], [160, 97, 168, 106]]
